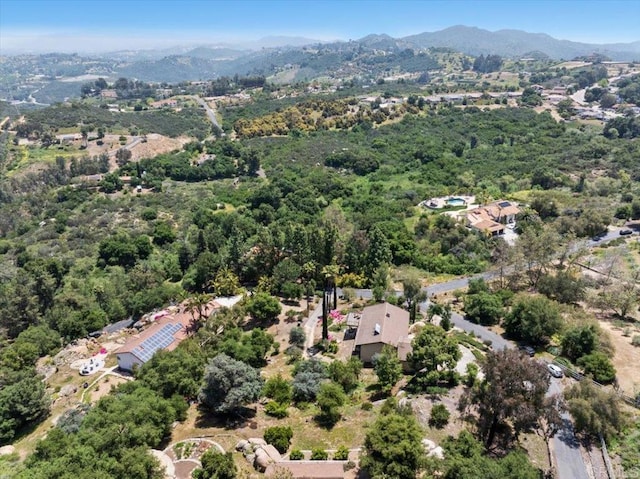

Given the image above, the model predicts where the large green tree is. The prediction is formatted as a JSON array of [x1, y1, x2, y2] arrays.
[[373, 345, 403, 394], [565, 381, 626, 441], [503, 295, 563, 345], [199, 354, 263, 414], [408, 323, 460, 386], [136, 347, 205, 400], [0, 374, 49, 444], [561, 324, 598, 362], [464, 291, 504, 326], [245, 292, 281, 324], [361, 406, 425, 479]]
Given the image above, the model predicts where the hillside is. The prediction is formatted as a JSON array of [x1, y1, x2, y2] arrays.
[[402, 25, 640, 60], [2, 26, 638, 103]]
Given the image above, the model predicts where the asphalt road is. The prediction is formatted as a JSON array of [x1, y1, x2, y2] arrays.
[[548, 378, 590, 479], [192, 95, 222, 131], [332, 228, 629, 479]]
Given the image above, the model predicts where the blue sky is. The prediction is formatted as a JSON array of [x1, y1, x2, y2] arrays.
[[1, 0, 639, 53]]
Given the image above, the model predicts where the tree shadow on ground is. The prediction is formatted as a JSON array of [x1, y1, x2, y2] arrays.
[[365, 383, 390, 402], [194, 406, 257, 431], [313, 413, 340, 430]]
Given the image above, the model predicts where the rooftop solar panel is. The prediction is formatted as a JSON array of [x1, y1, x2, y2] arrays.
[[132, 323, 183, 362], [498, 201, 511, 208]]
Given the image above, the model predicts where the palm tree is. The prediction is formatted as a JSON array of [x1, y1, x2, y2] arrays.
[[183, 292, 213, 332]]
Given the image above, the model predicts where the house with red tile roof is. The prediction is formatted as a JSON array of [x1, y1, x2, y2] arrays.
[[465, 200, 520, 236]]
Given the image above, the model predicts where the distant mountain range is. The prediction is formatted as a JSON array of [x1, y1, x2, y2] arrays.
[[2, 26, 639, 102], [400, 26, 640, 61], [106, 26, 639, 82]]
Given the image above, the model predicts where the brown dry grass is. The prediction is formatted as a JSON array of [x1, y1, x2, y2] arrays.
[[520, 432, 551, 472], [86, 375, 129, 403], [170, 368, 380, 453], [598, 320, 640, 395], [83, 133, 191, 171]]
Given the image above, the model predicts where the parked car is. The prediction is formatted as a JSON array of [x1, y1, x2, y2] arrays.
[[519, 345, 535, 357], [547, 364, 563, 378], [79, 357, 104, 376], [620, 229, 633, 236]]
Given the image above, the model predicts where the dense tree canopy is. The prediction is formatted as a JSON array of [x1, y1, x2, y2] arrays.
[[408, 324, 461, 386], [199, 354, 263, 414], [503, 295, 563, 345], [361, 404, 425, 479], [461, 348, 552, 448]]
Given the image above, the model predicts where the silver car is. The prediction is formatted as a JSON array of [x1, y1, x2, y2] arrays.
[[547, 364, 563, 378]]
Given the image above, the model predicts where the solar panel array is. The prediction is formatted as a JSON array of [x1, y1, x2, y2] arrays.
[[498, 201, 511, 208], [132, 323, 182, 362]]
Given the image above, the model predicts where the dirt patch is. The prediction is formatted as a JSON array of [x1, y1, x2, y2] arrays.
[[598, 320, 640, 396], [83, 134, 191, 171], [128, 134, 191, 161], [86, 375, 129, 403], [409, 385, 466, 444]]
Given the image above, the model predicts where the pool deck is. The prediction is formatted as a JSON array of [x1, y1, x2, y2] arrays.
[[420, 195, 476, 210]]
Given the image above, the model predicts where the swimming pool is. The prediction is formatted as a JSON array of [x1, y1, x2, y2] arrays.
[[446, 197, 466, 206]]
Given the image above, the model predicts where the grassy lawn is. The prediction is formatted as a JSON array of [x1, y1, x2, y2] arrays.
[[6, 144, 85, 174]]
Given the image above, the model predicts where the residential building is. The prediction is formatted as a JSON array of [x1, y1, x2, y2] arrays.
[[354, 302, 410, 364], [100, 89, 118, 100], [465, 200, 520, 236], [116, 313, 191, 372]]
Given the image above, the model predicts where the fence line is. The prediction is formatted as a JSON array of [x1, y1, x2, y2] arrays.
[[551, 361, 640, 409], [599, 433, 616, 479]]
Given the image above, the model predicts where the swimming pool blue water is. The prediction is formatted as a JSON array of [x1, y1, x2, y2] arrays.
[[446, 197, 466, 206]]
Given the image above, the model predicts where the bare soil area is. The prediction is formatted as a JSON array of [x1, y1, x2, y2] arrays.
[[598, 320, 640, 395], [84, 134, 191, 170], [86, 375, 129, 403]]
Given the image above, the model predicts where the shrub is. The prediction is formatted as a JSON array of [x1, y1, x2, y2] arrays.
[[464, 363, 478, 387], [289, 327, 306, 347], [344, 460, 356, 471], [631, 335, 640, 347], [429, 404, 450, 429], [310, 448, 328, 460], [141, 208, 158, 221], [333, 445, 350, 460], [264, 426, 293, 454], [577, 352, 616, 384], [361, 401, 373, 411], [289, 449, 304, 460], [316, 382, 346, 427], [264, 400, 289, 418], [285, 345, 303, 364], [262, 375, 293, 404], [440, 315, 452, 331]]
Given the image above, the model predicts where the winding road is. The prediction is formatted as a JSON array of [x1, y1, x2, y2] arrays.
[[191, 95, 223, 133], [331, 228, 630, 478]]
